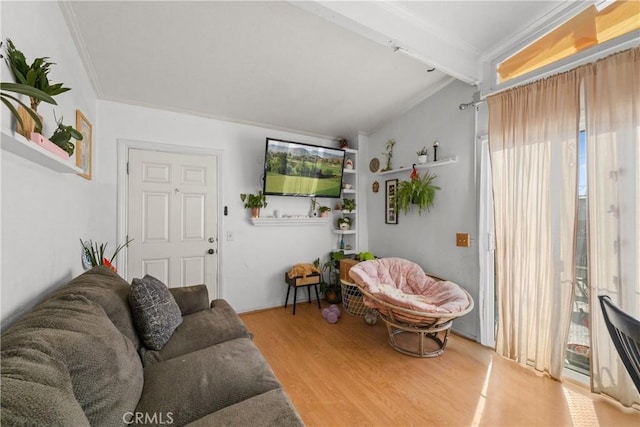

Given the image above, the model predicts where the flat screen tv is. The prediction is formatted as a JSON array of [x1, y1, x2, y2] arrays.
[[263, 138, 346, 198]]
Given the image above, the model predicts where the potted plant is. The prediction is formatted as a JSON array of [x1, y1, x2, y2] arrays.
[[0, 42, 57, 135], [381, 138, 396, 172], [49, 113, 82, 156], [341, 198, 356, 212], [395, 170, 440, 215], [319, 205, 331, 218], [80, 238, 133, 273], [240, 191, 267, 218], [316, 251, 344, 303], [416, 147, 428, 164], [4, 39, 71, 136], [337, 216, 351, 230]]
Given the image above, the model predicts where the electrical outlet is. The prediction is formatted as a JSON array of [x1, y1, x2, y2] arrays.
[[456, 233, 470, 247]]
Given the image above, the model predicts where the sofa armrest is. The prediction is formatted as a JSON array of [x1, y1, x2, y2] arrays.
[[169, 285, 209, 315]]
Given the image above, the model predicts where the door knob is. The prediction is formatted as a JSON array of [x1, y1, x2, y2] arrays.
[[208, 248, 215, 255]]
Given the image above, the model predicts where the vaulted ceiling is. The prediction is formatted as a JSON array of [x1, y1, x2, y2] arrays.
[[61, 1, 570, 137]]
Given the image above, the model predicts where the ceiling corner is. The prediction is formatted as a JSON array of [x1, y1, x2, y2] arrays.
[[58, 0, 104, 98]]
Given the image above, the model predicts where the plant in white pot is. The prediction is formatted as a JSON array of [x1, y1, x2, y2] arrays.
[[337, 216, 351, 230], [416, 147, 428, 164]]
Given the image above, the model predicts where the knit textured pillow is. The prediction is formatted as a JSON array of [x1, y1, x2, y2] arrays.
[[129, 275, 183, 350]]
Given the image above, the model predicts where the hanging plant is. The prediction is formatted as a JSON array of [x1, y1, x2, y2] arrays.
[[395, 170, 440, 215]]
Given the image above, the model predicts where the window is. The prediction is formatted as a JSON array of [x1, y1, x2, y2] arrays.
[[498, 1, 639, 83], [566, 130, 590, 376]]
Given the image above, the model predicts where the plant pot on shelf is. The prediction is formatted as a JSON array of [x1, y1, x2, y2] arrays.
[[418, 155, 427, 164], [30, 132, 69, 159], [16, 105, 41, 139], [339, 222, 350, 230], [251, 207, 260, 218]]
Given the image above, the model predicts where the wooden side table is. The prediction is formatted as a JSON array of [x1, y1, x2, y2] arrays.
[[284, 272, 322, 315]]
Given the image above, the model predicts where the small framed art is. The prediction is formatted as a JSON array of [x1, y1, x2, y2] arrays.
[[385, 179, 398, 224], [76, 110, 92, 180]]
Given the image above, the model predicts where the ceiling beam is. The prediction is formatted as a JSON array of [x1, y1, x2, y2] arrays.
[[291, 1, 481, 84]]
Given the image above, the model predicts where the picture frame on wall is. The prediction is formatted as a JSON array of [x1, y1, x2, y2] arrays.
[[76, 110, 92, 180], [385, 179, 398, 224]]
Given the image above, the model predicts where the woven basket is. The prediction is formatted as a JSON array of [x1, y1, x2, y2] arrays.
[[340, 280, 368, 317]]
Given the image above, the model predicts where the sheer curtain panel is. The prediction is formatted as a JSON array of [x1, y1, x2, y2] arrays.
[[583, 47, 640, 406], [488, 72, 580, 379]]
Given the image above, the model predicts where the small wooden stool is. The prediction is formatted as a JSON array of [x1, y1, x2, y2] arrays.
[[284, 272, 321, 315]]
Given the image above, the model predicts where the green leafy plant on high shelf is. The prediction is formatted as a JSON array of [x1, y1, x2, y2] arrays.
[[4, 38, 71, 113], [381, 138, 396, 172], [0, 41, 57, 134], [49, 113, 82, 156]]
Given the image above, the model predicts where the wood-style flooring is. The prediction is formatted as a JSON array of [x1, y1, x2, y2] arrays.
[[240, 302, 639, 427]]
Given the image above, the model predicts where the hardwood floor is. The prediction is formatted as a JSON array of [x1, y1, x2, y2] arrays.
[[240, 302, 640, 427]]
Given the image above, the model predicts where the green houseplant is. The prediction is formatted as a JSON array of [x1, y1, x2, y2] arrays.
[[337, 216, 351, 230], [341, 198, 356, 212], [0, 41, 57, 134], [80, 238, 133, 273], [395, 170, 440, 215], [4, 38, 71, 135], [240, 191, 267, 218], [5, 39, 70, 112], [49, 113, 82, 156], [319, 205, 331, 218], [315, 251, 344, 303]]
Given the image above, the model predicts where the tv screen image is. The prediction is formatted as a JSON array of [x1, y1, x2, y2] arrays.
[[263, 138, 346, 198]]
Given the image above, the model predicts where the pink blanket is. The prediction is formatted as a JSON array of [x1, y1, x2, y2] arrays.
[[348, 258, 471, 314]]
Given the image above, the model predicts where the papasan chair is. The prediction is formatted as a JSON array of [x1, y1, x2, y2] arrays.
[[349, 258, 474, 358]]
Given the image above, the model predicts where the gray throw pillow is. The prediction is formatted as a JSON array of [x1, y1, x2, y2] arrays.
[[129, 275, 183, 350]]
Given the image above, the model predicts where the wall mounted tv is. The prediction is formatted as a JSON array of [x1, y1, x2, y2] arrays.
[[263, 138, 346, 198]]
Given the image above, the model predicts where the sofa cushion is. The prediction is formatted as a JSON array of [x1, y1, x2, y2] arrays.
[[140, 299, 252, 366], [184, 389, 304, 427], [1, 293, 143, 426], [56, 266, 141, 349], [129, 275, 183, 350], [1, 364, 90, 426], [135, 337, 281, 426], [169, 284, 210, 315]]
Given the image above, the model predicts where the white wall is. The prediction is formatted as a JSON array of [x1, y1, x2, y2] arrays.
[[1, 1, 99, 327], [98, 101, 340, 313], [364, 79, 480, 340]]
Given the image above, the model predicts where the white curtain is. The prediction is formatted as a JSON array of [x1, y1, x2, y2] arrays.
[[582, 47, 640, 406], [478, 138, 496, 348], [488, 71, 580, 379]]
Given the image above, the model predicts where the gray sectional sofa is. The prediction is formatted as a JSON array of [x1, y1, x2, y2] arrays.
[[1, 266, 304, 426]]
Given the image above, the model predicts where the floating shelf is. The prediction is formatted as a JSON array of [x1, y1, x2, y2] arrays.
[[1, 131, 82, 174], [333, 229, 356, 235], [250, 217, 330, 226], [377, 156, 458, 175], [341, 189, 356, 194]]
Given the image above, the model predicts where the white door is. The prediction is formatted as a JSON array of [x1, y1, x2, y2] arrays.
[[127, 148, 218, 298]]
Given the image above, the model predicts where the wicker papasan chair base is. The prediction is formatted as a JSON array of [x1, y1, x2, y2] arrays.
[[349, 258, 474, 358]]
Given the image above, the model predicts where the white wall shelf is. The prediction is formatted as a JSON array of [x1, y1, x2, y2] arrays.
[[1, 131, 82, 174], [250, 217, 329, 226], [333, 229, 356, 235], [377, 156, 458, 176]]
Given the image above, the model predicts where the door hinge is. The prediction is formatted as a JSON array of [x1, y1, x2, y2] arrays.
[[126, 162, 129, 175]]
